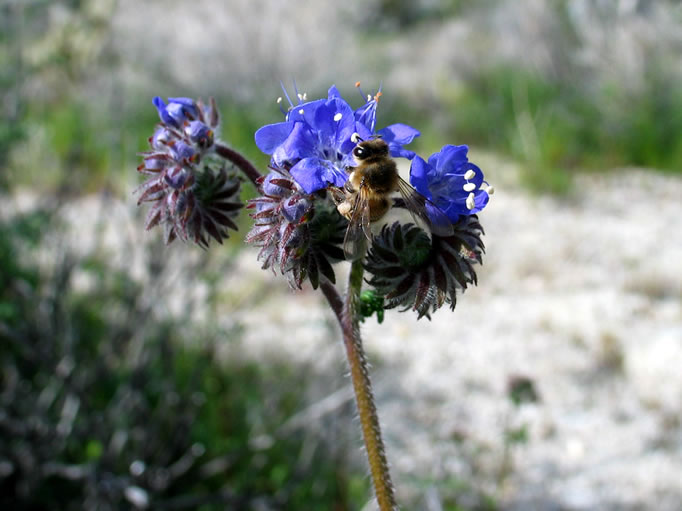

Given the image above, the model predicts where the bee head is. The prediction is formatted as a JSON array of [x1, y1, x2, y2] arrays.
[[352, 137, 389, 161]]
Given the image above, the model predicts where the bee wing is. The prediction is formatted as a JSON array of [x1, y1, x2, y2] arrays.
[[397, 177, 454, 237], [343, 188, 372, 260]]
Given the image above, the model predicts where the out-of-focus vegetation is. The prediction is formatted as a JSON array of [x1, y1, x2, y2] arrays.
[[4, 0, 681, 197], [439, 63, 682, 193], [0, 207, 368, 510]]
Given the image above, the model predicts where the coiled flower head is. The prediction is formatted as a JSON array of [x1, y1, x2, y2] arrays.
[[136, 97, 242, 246], [364, 215, 485, 319], [245, 166, 346, 289]]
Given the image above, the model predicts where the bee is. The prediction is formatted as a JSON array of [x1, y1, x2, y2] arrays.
[[331, 135, 454, 260]]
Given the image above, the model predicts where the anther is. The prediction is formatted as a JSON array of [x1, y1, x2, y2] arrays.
[[464, 169, 476, 180], [466, 192, 475, 210], [355, 81, 361, 88], [486, 185, 495, 195], [334, 113, 343, 121], [351, 133, 361, 143], [298, 109, 304, 115], [463, 183, 476, 192], [276, 97, 282, 104]]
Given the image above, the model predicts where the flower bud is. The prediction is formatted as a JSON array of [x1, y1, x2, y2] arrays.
[[246, 166, 346, 289]]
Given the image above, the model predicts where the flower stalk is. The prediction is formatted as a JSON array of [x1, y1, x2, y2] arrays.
[[214, 142, 262, 187], [340, 260, 397, 511]]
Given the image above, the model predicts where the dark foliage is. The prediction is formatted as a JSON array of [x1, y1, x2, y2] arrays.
[[0, 207, 365, 510]]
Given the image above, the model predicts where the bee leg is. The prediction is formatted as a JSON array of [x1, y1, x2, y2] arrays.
[[345, 171, 357, 193]]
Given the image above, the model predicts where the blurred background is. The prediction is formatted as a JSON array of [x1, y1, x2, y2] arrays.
[[1, 0, 681, 509]]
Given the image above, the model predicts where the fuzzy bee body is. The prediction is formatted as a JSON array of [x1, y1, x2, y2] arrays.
[[333, 137, 454, 260]]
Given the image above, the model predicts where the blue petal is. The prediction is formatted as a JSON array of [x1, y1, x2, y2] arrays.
[[153, 96, 177, 127], [151, 127, 172, 149], [167, 97, 196, 107], [354, 100, 378, 133], [471, 190, 490, 213], [312, 98, 354, 149], [262, 173, 290, 197], [442, 199, 468, 221], [167, 98, 198, 121], [390, 146, 416, 160], [170, 141, 195, 161], [461, 162, 485, 187], [290, 158, 328, 193], [282, 196, 311, 222], [290, 157, 347, 193], [255, 122, 295, 154], [349, 122, 373, 147], [272, 122, 317, 166], [286, 98, 325, 123], [165, 166, 190, 189], [378, 123, 420, 145], [431, 144, 469, 174], [327, 85, 343, 99], [185, 121, 211, 143], [409, 156, 433, 200]]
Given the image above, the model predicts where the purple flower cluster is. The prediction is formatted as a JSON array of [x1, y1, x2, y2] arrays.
[[136, 97, 242, 246], [254, 85, 420, 194], [254, 85, 492, 226]]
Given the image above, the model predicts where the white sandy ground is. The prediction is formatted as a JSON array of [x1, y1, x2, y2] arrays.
[[5, 158, 681, 510], [231, 161, 682, 510]]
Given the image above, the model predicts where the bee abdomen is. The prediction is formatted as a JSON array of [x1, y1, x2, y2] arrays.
[[368, 197, 391, 222]]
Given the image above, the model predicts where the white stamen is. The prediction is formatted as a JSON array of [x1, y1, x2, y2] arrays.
[[466, 192, 475, 210], [302, 92, 307, 100], [276, 97, 282, 104], [333, 113, 342, 121], [367, 94, 372, 101], [351, 132, 360, 143], [298, 109, 304, 115], [297, 93, 304, 101], [486, 185, 495, 195], [463, 182, 476, 192], [464, 169, 476, 180]]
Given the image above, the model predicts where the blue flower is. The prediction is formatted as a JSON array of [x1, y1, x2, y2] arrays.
[[255, 85, 420, 194], [169, 140, 197, 163], [410, 145, 491, 222], [150, 126, 172, 149], [164, 165, 192, 189], [153, 97, 198, 128], [184, 120, 214, 148]]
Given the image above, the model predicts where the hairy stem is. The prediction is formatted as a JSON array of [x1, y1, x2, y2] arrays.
[[214, 143, 262, 187], [339, 261, 397, 510], [211, 144, 396, 506]]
